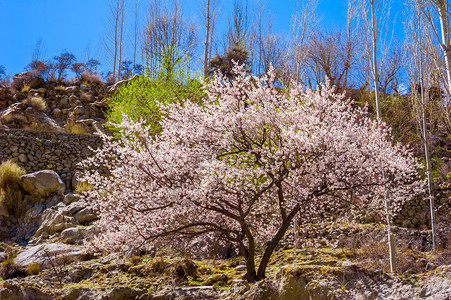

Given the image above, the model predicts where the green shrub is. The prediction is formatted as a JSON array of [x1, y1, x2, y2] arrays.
[[0, 160, 25, 217], [106, 76, 204, 136]]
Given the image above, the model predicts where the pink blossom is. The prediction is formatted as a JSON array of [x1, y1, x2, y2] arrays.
[[80, 65, 418, 282]]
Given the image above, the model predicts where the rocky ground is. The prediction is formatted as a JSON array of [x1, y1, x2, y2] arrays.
[[0, 71, 128, 134], [0, 238, 450, 299], [0, 170, 449, 299]]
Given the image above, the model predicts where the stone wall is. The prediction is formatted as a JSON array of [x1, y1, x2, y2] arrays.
[[0, 128, 102, 188], [393, 188, 451, 229]]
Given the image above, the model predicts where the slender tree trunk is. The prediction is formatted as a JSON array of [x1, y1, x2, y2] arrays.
[[294, 214, 300, 248], [118, 2, 124, 80], [370, 0, 382, 119], [383, 183, 396, 273], [437, 0, 451, 94], [133, 0, 138, 75], [203, 0, 211, 78], [419, 75, 436, 250], [423, 107, 437, 250], [366, 0, 395, 271], [113, 0, 119, 81]]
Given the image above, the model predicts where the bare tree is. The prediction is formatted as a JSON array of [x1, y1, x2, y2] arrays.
[[261, 30, 284, 76], [344, 0, 360, 89], [378, 43, 404, 95], [227, 0, 250, 51], [406, 0, 439, 250], [305, 29, 359, 90], [142, 0, 197, 81], [286, 0, 318, 86], [105, 0, 126, 82], [359, 0, 397, 273], [31, 38, 45, 63], [54, 51, 76, 81], [199, 0, 220, 78], [0, 65, 6, 83], [133, 0, 140, 75], [420, 0, 451, 129]]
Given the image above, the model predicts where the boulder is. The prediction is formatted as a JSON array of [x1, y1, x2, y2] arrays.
[[24, 205, 45, 220], [11, 72, 45, 91], [65, 117, 92, 134], [61, 201, 84, 216], [63, 193, 81, 205], [107, 75, 138, 94], [73, 207, 97, 224], [61, 226, 99, 244], [0, 103, 63, 132], [35, 208, 78, 236], [0, 281, 51, 300], [62, 286, 146, 300], [14, 243, 85, 270], [65, 86, 79, 93], [21, 170, 65, 198]]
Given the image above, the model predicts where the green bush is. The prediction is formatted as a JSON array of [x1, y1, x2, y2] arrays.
[[0, 160, 25, 217], [106, 76, 204, 136]]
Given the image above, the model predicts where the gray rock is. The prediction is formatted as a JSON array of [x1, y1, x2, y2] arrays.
[[0, 103, 64, 132], [63, 193, 80, 205], [0, 251, 6, 261], [235, 265, 247, 272], [14, 243, 85, 270], [0, 281, 51, 300], [18, 153, 28, 163], [65, 86, 79, 93], [74, 207, 97, 224], [24, 205, 45, 219], [61, 226, 98, 244], [21, 170, 65, 198], [61, 201, 84, 216], [107, 75, 138, 94], [35, 208, 78, 236], [65, 118, 91, 134], [73, 105, 85, 116]]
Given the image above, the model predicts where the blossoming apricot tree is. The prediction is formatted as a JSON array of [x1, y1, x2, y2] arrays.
[[81, 65, 418, 282]]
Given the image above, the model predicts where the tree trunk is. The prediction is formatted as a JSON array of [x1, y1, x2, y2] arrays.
[[256, 204, 299, 280], [203, 0, 211, 78], [420, 79, 437, 249], [383, 190, 396, 273], [437, 0, 451, 94], [118, 2, 124, 80], [241, 222, 257, 282], [370, 0, 381, 119], [113, 0, 119, 81], [423, 108, 437, 250], [133, 0, 138, 75]]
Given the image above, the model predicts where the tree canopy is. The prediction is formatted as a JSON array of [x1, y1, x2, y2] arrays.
[[81, 65, 418, 282]]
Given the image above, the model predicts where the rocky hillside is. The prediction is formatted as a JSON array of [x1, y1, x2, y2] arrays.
[[0, 71, 110, 134]]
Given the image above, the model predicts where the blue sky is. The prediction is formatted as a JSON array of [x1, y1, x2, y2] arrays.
[[0, 0, 403, 77]]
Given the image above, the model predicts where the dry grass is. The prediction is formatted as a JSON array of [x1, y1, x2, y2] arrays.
[[0, 245, 25, 279], [0, 160, 25, 217], [26, 262, 40, 275], [21, 84, 30, 93], [26, 96, 47, 111], [80, 73, 104, 85], [75, 181, 94, 194]]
